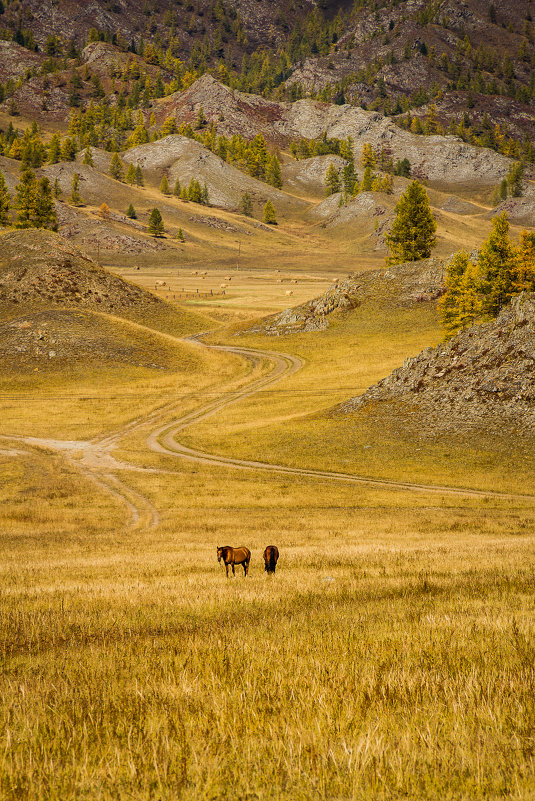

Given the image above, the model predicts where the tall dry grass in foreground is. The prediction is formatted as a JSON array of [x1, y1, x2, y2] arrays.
[[1, 458, 535, 800]]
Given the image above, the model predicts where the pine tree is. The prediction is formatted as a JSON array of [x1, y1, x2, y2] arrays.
[[33, 177, 58, 230], [69, 173, 83, 206], [82, 146, 94, 166], [109, 152, 124, 181], [53, 178, 61, 199], [266, 154, 282, 189], [238, 192, 253, 216], [14, 169, 37, 228], [48, 134, 61, 164], [324, 163, 341, 195], [478, 212, 516, 316], [0, 169, 11, 225], [126, 203, 136, 219], [386, 180, 437, 264], [125, 163, 136, 185], [148, 207, 164, 236], [361, 142, 376, 168], [342, 162, 356, 193], [134, 164, 144, 186], [159, 175, 170, 194], [438, 251, 471, 339], [361, 166, 373, 192], [176, 227, 185, 242], [513, 231, 535, 293], [263, 200, 277, 225], [173, 178, 181, 197]]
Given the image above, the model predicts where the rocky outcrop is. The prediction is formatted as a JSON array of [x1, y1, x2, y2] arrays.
[[338, 293, 535, 434], [247, 257, 445, 336], [156, 76, 513, 190]]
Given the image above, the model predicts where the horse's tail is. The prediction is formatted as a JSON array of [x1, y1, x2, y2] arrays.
[[269, 548, 276, 572]]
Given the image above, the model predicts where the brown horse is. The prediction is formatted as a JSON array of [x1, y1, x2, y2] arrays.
[[217, 545, 251, 577], [263, 545, 279, 574]]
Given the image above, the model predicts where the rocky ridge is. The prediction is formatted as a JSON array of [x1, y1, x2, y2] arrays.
[[337, 293, 535, 435], [248, 257, 445, 335], [157, 76, 513, 190], [0, 229, 164, 315]]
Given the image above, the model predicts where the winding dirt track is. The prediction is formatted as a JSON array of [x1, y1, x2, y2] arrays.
[[4, 336, 533, 530], [146, 342, 534, 502]]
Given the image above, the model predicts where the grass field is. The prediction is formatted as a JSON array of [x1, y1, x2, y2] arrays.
[[2, 258, 535, 799]]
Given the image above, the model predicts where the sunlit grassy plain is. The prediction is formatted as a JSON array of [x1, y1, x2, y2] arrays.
[[2, 261, 535, 799]]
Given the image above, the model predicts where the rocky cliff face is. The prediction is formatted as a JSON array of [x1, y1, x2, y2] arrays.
[[337, 293, 535, 435]]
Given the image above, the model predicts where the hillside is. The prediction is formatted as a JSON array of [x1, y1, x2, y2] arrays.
[[337, 292, 535, 437], [0, 229, 207, 336], [0, 0, 533, 151], [248, 257, 447, 335]]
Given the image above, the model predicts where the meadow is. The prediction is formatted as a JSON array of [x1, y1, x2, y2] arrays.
[[1, 264, 535, 800]]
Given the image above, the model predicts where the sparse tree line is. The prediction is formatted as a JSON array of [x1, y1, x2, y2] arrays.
[[0, 167, 57, 231], [439, 213, 535, 339], [322, 141, 408, 202], [395, 105, 535, 163]]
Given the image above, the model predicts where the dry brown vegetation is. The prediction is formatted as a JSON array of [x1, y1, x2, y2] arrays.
[[2, 242, 535, 798]]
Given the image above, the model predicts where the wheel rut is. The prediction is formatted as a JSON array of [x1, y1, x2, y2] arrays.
[[146, 342, 535, 503]]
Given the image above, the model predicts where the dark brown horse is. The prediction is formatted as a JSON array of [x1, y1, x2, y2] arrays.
[[217, 545, 251, 577], [263, 545, 279, 574]]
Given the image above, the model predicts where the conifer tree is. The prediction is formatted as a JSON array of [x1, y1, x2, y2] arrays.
[[176, 227, 185, 242], [125, 163, 136, 185], [266, 154, 282, 189], [238, 192, 253, 216], [513, 231, 535, 293], [478, 212, 516, 316], [126, 203, 136, 219], [33, 177, 58, 230], [109, 152, 124, 181], [324, 162, 341, 195], [0, 169, 11, 225], [342, 162, 356, 194], [263, 200, 277, 224], [159, 175, 170, 194], [438, 251, 471, 339], [386, 180, 437, 264], [361, 142, 376, 168], [53, 178, 61, 199], [148, 207, 164, 236], [69, 172, 83, 206], [173, 178, 181, 197], [134, 164, 144, 186], [48, 133, 61, 164], [361, 166, 373, 192], [14, 169, 37, 228], [82, 146, 94, 166]]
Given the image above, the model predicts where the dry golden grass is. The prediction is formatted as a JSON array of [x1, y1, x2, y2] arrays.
[[2, 257, 535, 798], [2, 459, 535, 800]]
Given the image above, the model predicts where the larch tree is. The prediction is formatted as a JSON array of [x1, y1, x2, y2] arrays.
[[0, 169, 11, 225], [324, 162, 341, 195], [148, 207, 164, 236], [386, 180, 437, 264], [477, 212, 516, 316], [263, 200, 277, 224], [109, 152, 124, 181]]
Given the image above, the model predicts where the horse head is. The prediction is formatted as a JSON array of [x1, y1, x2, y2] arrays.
[[217, 546, 223, 563]]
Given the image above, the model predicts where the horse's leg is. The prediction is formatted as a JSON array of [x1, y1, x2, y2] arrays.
[[244, 559, 249, 577], [225, 562, 229, 578], [232, 563, 235, 576]]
